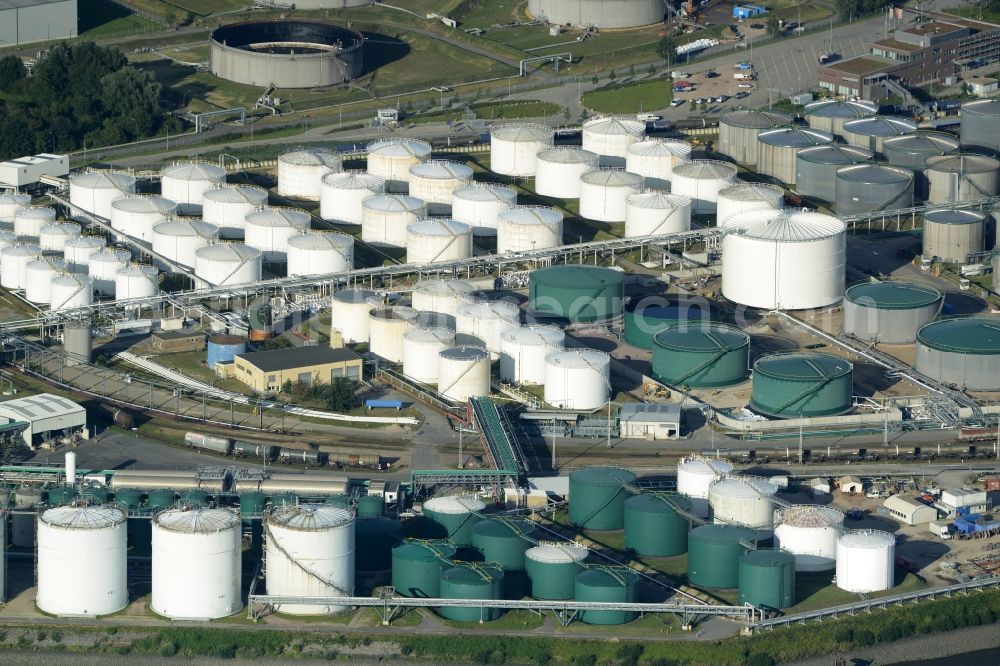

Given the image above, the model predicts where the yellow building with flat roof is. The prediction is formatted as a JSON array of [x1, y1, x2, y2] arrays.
[[231, 346, 362, 393]]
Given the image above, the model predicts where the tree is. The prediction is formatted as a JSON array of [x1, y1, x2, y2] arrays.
[[327, 377, 356, 412], [766, 16, 782, 38], [0, 55, 26, 91]]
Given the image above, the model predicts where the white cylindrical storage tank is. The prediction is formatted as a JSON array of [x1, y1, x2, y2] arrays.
[[582, 117, 645, 166], [0, 229, 15, 254], [535, 147, 599, 198], [543, 349, 610, 410], [264, 504, 355, 615], [406, 219, 473, 264], [716, 183, 784, 227], [37, 505, 127, 617], [88, 248, 130, 297], [201, 185, 268, 238], [456, 300, 520, 359], [403, 326, 455, 383], [194, 243, 263, 286], [160, 161, 226, 214], [489, 123, 554, 176], [0, 242, 40, 289], [924, 154, 1000, 205], [331, 289, 380, 344], [0, 192, 30, 222], [437, 346, 491, 402], [677, 456, 735, 518], [116, 263, 159, 300], [14, 206, 56, 237], [63, 235, 105, 273], [774, 505, 845, 572], [38, 221, 81, 253], [499, 324, 565, 385], [408, 161, 473, 215], [278, 148, 343, 200], [50, 273, 93, 311], [670, 160, 738, 214], [244, 207, 311, 262], [152, 219, 220, 268], [722, 208, 847, 310], [624, 192, 692, 237], [625, 139, 692, 189], [369, 306, 417, 363], [151, 508, 242, 620], [578, 168, 643, 222], [24, 257, 67, 304], [451, 184, 517, 236], [320, 170, 386, 223], [365, 138, 431, 192], [411, 279, 476, 319], [69, 171, 136, 219], [497, 205, 564, 253], [110, 196, 177, 242], [361, 194, 426, 247], [286, 232, 354, 276], [835, 530, 895, 593], [708, 476, 778, 535]]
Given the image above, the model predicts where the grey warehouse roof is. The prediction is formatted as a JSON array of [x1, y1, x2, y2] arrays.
[[619, 402, 681, 423], [236, 345, 361, 372], [0, 393, 85, 420]]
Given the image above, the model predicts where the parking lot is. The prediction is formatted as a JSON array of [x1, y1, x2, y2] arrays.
[[670, 68, 757, 110]]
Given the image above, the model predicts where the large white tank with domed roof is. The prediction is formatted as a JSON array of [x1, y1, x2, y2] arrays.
[[278, 148, 343, 200]]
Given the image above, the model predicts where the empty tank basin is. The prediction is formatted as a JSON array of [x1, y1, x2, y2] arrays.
[[470, 518, 534, 570], [738, 549, 795, 609], [651, 322, 750, 388], [437, 563, 504, 621], [750, 352, 853, 418], [574, 567, 638, 625], [623, 301, 709, 350], [915, 317, 1000, 391], [843, 281, 943, 344], [524, 542, 588, 600], [568, 466, 636, 530], [392, 539, 457, 598], [687, 524, 756, 588], [528, 265, 624, 323], [623, 492, 692, 557], [421, 496, 487, 547]]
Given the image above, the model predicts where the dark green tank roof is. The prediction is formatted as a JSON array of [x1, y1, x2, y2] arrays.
[[754, 352, 852, 380], [917, 318, 1000, 354], [653, 322, 749, 352], [624, 492, 692, 514], [845, 281, 942, 309], [570, 466, 637, 487], [741, 549, 796, 568], [691, 524, 756, 544], [531, 265, 624, 288]]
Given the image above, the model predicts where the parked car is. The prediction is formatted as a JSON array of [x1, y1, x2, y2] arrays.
[[738, 82, 754, 89], [716, 95, 728, 103], [669, 99, 684, 107], [735, 91, 750, 99], [705, 71, 719, 78]]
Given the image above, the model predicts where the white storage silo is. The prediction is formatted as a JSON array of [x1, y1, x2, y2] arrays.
[[774, 505, 844, 572], [37, 505, 128, 617], [0, 242, 40, 289], [369, 305, 417, 363], [451, 184, 517, 236], [361, 194, 426, 247], [497, 205, 563, 253], [835, 530, 895, 593], [411, 279, 476, 319], [716, 183, 784, 227], [245, 207, 311, 262], [152, 219, 220, 268], [543, 349, 610, 410], [408, 161, 473, 215], [403, 326, 456, 383], [320, 170, 386, 223], [278, 148, 343, 200], [286, 232, 354, 276], [110, 196, 178, 242], [194, 243, 262, 287], [456, 300, 520, 359], [39, 221, 81, 253], [670, 160, 738, 214], [50, 273, 93, 311], [0, 192, 30, 222], [201, 185, 268, 238], [489, 123, 554, 176], [69, 171, 136, 219], [116, 263, 159, 300], [160, 161, 226, 214], [88, 248, 130, 298], [582, 117, 645, 166], [406, 219, 473, 264], [14, 206, 56, 237], [265, 504, 355, 615], [152, 507, 242, 620], [438, 346, 491, 402], [0, 230, 15, 254], [677, 456, 734, 518], [331, 289, 380, 344], [579, 168, 643, 222], [63, 236, 105, 273], [366, 138, 431, 192], [624, 192, 692, 237], [722, 208, 847, 310], [708, 476, 778, 534], [625, 139, 692, 189], [535, 147, 600, 198], [25, 257, 67, 304], [499, 324, 565, 385]]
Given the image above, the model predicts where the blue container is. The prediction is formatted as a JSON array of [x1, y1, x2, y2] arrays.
[[207, 334, 246, 369]]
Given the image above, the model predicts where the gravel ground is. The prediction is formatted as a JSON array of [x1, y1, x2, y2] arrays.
[[787, 624, 1000, 665]]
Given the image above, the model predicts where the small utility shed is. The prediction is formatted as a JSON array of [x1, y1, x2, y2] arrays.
[[618, 403, 682, 440], [883, 494, 937, 525], [838, 475, 864, 494], [0, 393, 87, 449]]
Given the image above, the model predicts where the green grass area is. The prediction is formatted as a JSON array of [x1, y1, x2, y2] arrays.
[[79, 0, 159, 37], [410, 100, 562, 125], [442, 609, 544, 630], [582, 78, 672, 114], [764, 0, 836, 22], [947, 5, 1000, 25], [453, 0, 525, 25], [160, 0, 244, 17], [788, 571, 929, 614]]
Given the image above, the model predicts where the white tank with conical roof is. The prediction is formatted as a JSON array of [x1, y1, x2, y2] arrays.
[[110, 195, 178, 241], [244, 207, 310, 262], [0, 242, 40, 289], [361, 194, 426, 247], [625, 139, 691, 189], [331, 289, 381, 343], [579, 168, 643, 222], [88, 248, 130, 297], [278, 148, 343, 200], [14, 206, 56, 237], [438, 346, 491, 401], [201, 185, 268, 237], [408, 161, 472, 215], [670, 160, 738, 214], [489, 123, 553, 176], [716, 183, 783, 226], [406, 219, 473, 264], [499, 324, 565, 385], [320, 170, 385, 224], [116, 263, 159, 300], [677, 456, 734, 517], [38, 221, 81, 253], [365, 138, 431, 192], [497, 205, 563, 252], [582, 116, 645, 166], [535, 147, 599, 198], [624, 192, 691, 237], [50, 273, 93, 311], [451, 184, 517, 236], [25, 257, 67, 303], [286, 232, 354, 276], [544, 349, 610, 410], [194, 243, 262, 286], [160, 161, 226, 213], [69, 171, 136, 219]]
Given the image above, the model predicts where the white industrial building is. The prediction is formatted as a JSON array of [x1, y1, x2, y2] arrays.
[[939, 488, 988, 516], [0, 0, 77, 47], [882, 494, 937, 526], [0, 393, 87, 449], [0, 153, 69, 187], [618, 403, 681, 440], [838, 475, 863, 494]]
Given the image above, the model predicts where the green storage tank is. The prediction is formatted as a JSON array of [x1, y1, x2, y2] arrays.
[[574, 567, 638, 625], [623, 493, 692, 557], [145, 489, 176, 510], [738, 550, 796, 609], [470, 519, 534, 571], [524, 542, 589, 599], [750, 352, 853, 418], [687, 524, 756, 589], [324, 494, 351, 508], [651, 323, 750, 388], [270, 493, 298, 508], [422, 496, 487, 547], [392, 539, 457, 598], [624, 302, 709, 350], [239, 492, 267, 520], [528, 265, 625, 323], [569, 466, 636, 530], [45, 486, 77, 506], [80, 485, 109, 505], [437, 563, 504, 621], [357, 518, 404, 573], [356, 495, 385, 519], [179, 489, 209, 507], [113, 489, 143, 510], [113, 488, 147, 551]]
